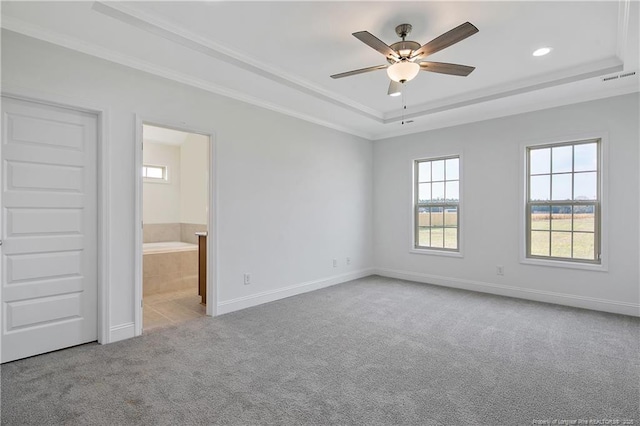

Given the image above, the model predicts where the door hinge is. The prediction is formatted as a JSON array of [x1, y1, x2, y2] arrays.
[[141, 299, 143, 308]]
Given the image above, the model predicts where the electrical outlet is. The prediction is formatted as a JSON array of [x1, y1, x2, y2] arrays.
[[332, 259, 338, 268], [496, 265, 504, 276], [243, 273, 251, 285], [346, 257, 351, 265]]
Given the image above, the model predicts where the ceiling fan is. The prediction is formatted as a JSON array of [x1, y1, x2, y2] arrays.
[[331, 22, 479, 96]]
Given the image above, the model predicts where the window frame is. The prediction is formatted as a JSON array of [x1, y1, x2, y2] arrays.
[[412, 155, 462, 256], [520, 134, 608, 271]]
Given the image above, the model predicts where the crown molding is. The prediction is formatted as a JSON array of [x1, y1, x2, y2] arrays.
[[0, 16, 374, 140], [92, 1, 384, 123], [616, 0, 630, 63], [384, 56, 624, 123], [372, 83, 639, 141]]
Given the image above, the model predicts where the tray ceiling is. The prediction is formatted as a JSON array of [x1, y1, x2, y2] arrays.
[[1, 1, 638, 139]]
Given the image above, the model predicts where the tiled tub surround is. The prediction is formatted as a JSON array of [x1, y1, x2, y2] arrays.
[[144, 223, 207, 244], [180, 223, 207, 244], [143, 242, 198, 296]]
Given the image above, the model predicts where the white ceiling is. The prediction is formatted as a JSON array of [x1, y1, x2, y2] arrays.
[[2, 1, 638, 140]]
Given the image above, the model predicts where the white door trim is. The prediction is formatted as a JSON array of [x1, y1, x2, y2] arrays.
[[0, 87, 111, 359], [134, 115, 218, 336]]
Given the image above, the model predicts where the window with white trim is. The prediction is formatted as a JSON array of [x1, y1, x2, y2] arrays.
[[526, 139, 601, 263], [143, 164, 168, 182], [414, 156, 460, 251]]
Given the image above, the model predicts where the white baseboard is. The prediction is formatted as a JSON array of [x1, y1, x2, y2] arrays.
[[109, 322, 135, 343], [374, 268, 640, 317], [217, 268, 374, 315]]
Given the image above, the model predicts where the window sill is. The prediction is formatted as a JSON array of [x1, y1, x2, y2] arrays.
[[143, 178, 170, 184], [520, 257, 608, 272], [410, 248, 463, 258]]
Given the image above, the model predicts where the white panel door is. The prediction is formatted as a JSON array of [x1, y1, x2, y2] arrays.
[[1, 96, 98, 363]]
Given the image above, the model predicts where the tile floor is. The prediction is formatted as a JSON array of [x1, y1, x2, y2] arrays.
[[143, 288, 206, 331]]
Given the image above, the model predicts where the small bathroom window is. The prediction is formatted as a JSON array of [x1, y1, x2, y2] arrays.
[[143, 164, 168, 182]]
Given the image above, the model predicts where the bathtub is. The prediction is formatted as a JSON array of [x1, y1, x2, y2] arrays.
[[143, 241, 197, 254], [143, 241, 198, 295]]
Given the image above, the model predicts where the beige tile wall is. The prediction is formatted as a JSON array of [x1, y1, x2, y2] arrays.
[[143, 250, 198, 296], [180, 223, 207, 244], [143, 223, 181, 243], [143, 223, 206, 244]]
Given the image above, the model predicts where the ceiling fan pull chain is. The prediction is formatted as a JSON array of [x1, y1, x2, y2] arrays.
[[402, 90, 406, 125]]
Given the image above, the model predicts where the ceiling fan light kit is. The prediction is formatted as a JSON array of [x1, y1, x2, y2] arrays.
[[331, 21, 479, 96], [387, 61, 420, 83]]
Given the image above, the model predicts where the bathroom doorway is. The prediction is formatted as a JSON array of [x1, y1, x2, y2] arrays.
[[135, 121, 215, 333]]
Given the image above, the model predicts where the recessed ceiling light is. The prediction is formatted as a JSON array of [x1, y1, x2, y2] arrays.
[[533, 47, 552, 57]]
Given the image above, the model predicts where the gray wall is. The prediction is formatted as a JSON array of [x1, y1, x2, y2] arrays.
[[1, 30, 374, 334], [374, 93, 639, 314]]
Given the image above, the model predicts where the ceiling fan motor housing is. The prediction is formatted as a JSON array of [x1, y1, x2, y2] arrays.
[[388, 41, 421, 62]]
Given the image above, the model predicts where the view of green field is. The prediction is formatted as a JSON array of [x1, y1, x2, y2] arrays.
[[417, 227, 457, 249], [417, 213, 595, 258], [530, 213, 595, 259]]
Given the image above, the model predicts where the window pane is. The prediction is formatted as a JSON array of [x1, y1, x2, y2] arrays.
[[418, 183, 431, 203], [551, 206, 572, 231], [527, 140, 600, 263], [418, 162, 431, 182], [418, 207, 430, 227], [530, 231, 550, 256], [430, 207, 444, 227], [573, 208, 595, 232], [445, 181, 459, 201], [417, 227, 430, 247], [445, 158, 459, 180], [431, 182, 444, 201], [551, 232, 572, 257], [574, 172, 597, 200], [530, 175, 550, 200], [445, 207, 458, 227], [530, 205, 550, 230], [432, 160, 445, 181], [430, 227, 444, 247], [574, 143, 597, 172], [415, 156, 460, 253], [551, 174, 572, 200], [530, 148, 550, 175], [573, 233, 595, 260], [144, 166, 164, 179], [552, 145, 572, 173], [444, 228, 457, 249]]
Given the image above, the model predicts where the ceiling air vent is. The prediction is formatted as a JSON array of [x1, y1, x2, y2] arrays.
[[602, 71, 636, 82]]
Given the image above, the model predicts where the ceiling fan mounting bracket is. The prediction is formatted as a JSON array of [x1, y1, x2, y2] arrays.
[[395, 23, 412, 40]]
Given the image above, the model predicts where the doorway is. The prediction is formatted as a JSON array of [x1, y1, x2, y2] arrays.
[[135, 121, 215, 333]]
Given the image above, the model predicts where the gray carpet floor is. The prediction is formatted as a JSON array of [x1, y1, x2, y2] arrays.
[[2, 275, 639, 425]]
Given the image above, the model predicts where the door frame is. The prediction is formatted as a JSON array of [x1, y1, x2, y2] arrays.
[[0, 87, 111, 361], [134, 115, 218, 336]]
